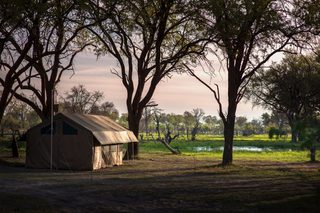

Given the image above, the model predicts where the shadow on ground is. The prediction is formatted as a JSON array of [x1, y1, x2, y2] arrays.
[[0, 153, 320, 212]]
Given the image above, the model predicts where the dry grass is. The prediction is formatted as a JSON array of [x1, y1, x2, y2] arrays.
[[0, 152, 320, 212]]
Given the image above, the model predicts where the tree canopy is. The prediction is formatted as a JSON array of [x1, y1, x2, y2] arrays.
[[188, 0, 317, 165], [249, 53, 320, 142], [86, 0, 209, 158]]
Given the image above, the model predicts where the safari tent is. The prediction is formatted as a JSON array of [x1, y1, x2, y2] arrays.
[[26, 113, 138, 170]]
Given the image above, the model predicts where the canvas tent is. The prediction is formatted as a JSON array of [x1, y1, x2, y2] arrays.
[[26, 113, 138, 170]]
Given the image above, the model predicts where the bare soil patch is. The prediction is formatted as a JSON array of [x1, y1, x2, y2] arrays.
[[0, 153, 320, 212]]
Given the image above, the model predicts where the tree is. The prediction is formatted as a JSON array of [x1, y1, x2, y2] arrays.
[[300, 117, 320, 162], [0, 96, 41, 157], [118, 113, 129, 129], [60, 85, 119, 119], [249, 53, 320, 143], [188, 0, 313, 165], [190, 108, 205, 141], [249, 119, 263, 134], [166, 113, 184, 135], [152, 107, 164, 140], [261, 112, 272, 133], [150, 110, 180, 154], [87, 0, 208, 159], [0, 0, 34, 123], [140, 102, 158, 138], [235, 116, 247, 135], [203, 115, 218, 134], [183, 111, 195, 140], [60, 85, 104, 114], [10, 0, 97, 121], [270, 111, 289, 134], [0, 97, 41, 132], [96, 101, 119, 121]]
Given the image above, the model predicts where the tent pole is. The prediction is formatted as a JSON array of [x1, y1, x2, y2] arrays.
[[50, 86, 54, 171]]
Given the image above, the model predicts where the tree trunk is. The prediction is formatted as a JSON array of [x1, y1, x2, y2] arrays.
[[288, 117, 299, 143], [159, 139, 180, 154], [0, 86, 12, 123], [11, 133, 19, 158], [125, 114, 140, 160], [0, 103, 5, 125], [222, 115, 236, 166], [310, 146, 316, 162], [156, 125, 161, 140], [186, 128, 189, 140], [291, 129, 299, 143], [191, 128, 196, 141], [222, 70, 238, 166]]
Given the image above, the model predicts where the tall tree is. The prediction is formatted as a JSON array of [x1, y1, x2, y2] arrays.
[[0, 96, 41, 140], [249, 53, 320, 142], [166, 113, 183, 134], [11, 0, 97, 121], [88, 0, 208, 158], [152, 107, 165, 140], [190, 108, 205, 141], [0, 0, 33, 122], [235, 116, 247, 135], [203, 115, 218, 134], [188, 0, 313, 165], [261, 113, 271, 129], [183, 111, 195, 140], [95, 101, 119, 121], [60, 85, 104, 114]]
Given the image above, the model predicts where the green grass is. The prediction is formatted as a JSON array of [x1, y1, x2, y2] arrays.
[[0, 137, 26, 152], [1, 134, 317, 164], [0, 134, 320, 212], [140, 134, 317, 163], [140, 142, 311, 162], [195, 133, 289, 141], [140, 136, 304, 152], [143, 133, 290, 142], [181, 150, 311, 162]]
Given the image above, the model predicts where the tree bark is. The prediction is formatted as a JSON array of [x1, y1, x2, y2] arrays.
[[191, 129, 196, 141], [125, 113, 140, 160], [11, 133, 19, 158], [0, 89, 10, 123], [159, 139, 180, 154], [288, 118, 299, 143], [310, 146, 316, 162], [291, 129, 299, 143], [186, 128, 189, 140], [222, 69, 238, 166], [222, 114, 236, 166]]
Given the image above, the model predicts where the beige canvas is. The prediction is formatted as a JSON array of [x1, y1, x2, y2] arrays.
[[26, 113, 137, 170]]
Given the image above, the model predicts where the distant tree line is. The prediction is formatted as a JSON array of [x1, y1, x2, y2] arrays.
[[1, 84, 292, 141]]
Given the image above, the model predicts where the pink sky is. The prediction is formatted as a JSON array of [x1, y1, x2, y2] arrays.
[[58, 52, 267, 120]]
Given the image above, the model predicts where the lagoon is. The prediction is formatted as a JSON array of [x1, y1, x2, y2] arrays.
[[190, 146, 292, 152]]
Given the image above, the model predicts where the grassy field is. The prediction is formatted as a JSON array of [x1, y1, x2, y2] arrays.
[[0, 135, 320, 212], [140, 134, 311, 157]]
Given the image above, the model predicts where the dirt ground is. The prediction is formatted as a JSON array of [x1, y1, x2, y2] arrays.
[[0, 153, 320, 212]]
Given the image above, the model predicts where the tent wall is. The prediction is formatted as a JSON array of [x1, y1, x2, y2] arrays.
[[26, 113, 134, 170], [26, 119, 93, 170], [93, 144, 123, 170]]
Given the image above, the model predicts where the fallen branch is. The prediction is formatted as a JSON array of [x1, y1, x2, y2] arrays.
[[158, 138, 181, 155], [150, 134, 181, 154]]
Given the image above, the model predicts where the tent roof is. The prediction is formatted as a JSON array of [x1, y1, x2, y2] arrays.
[[58, 113, 138, 145]]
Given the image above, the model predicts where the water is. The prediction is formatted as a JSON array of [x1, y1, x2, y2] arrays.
[[190, 146, 292, 152]]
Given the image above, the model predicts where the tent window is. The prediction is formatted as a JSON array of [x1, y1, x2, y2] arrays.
[[63, 122, 78, 135], [41, 123, 55, 135]]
